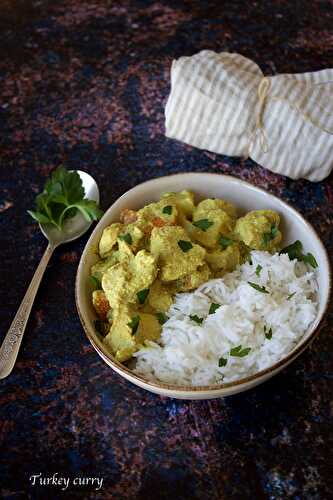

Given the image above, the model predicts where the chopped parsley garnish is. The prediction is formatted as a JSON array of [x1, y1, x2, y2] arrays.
[[118, 232, 133, 245], [27, 165, 103, 230], [218, 357, 228, 367], [287, 292, 296, 300], [193, 219, 214, 232], [279, 240, 318, 269], [262, 224, 278, 246], [178, 240, 193, 252], [279, 240, 303, 260], [94, 319, 108, 337], [255, 264, 263, 277], [189, 314, 203, 325], [137, 288, 150, 304], [209, 303, 221, 315], [248, 281, 269, 294], [218, 235, 234, 249], [162, 205, 173, 215], [302, 252, 318, 269], [156, 312, 167, 325], [230, 345, 251, 357], [128, 315, 140, 335], [90, 275, 101, 289], [264, 325, 273, 340]]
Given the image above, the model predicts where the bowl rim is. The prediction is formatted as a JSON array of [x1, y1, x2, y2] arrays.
[[75, 172, 332, 394]]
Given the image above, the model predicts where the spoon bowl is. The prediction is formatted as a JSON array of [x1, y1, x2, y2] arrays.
[[40, 170, 100, 247]]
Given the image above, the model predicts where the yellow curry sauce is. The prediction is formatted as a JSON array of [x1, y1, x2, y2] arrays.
[[91, 191, 282, 362]]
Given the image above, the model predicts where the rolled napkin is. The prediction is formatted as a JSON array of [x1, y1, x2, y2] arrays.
[[165, 51, 333, 181]]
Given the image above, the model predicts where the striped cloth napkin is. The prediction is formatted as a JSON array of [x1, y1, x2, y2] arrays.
[[165, 51, 333, 181]]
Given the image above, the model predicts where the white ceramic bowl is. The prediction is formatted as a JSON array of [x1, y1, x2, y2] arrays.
[[76, 173, 331, 399]]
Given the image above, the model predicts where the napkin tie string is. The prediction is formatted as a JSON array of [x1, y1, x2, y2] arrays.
[[245, 76, 333, 159]]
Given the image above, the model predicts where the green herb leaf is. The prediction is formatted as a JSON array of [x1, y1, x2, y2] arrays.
[[248, 281, 269, 294], [94, 319, 109, 337], [279, 240, 318, 269], [209, 303, 221, 315], [162, 205, 173, 215], [27, 165, 103, 230], [178, 240, 193, 252], [230, 345, 251, 357], [279, 240, 303, 260], [90, 275, 101, 289], [255, 264, 263, 277], [189, 314, 203, 325], [302, 253, 318, 269], [156, 312, 167, 325], [264, 325, 273, 340], [287, 292, 296, 301], [218, 235, 234, 249], [262, 224, 278, 246], [193, 219, 214, 232], [27, 210, 51, 224], [218, 357, 228, 367], [137, 288, 150, 304], [128, 315, 140, 335], [119, 233, 133, 245]]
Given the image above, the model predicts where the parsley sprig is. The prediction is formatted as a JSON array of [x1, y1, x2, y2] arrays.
[[178, 240, 193, 252], [156, 312, 167, 325], [137, 288, 150, 304], [28, 166, 103, 230], [262, 224, 278, 246], [209, 303, 221, 315], [128, 315, 140, 335], [118, 233, 133, 245], [189, 314, 203, 325], [230, 345, 251, 357], [279, 240, 318, 268], [193, 219, 214, 232], [264, 325, 273, 340], [248, 281, 269, 294], [218, 235, 234, 250]]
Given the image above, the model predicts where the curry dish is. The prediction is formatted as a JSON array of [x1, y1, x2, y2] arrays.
[[90, 191, 282, 362]]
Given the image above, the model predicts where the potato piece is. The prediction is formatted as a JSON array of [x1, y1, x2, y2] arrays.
[[135, 313, 161, 345], [102, 250, 158, 309], [148, 279, 175, 312], [136, 200, 179, 235], [104, 306, 161, 362], [175, 264, 211, 292], [160, 190, 195, 217], [99, 223, 122, 258], [234, 210, 282, 251], [92, 290, 111, 321], [188, 209, 235, 249], [195, 198, 237, 219], [150, 226, 206, 281], [206, 243, 241, 274]]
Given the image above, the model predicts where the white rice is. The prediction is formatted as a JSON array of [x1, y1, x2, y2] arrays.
[[133, 251, 318, 386]]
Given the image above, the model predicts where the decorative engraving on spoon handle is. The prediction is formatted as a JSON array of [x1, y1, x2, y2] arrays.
[[0, 244, 54, 379]]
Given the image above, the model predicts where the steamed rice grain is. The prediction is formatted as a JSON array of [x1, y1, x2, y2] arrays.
[[134, 251, 318, 386]]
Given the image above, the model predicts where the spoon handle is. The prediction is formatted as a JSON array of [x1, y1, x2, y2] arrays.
[[0, 244, 54, 379]]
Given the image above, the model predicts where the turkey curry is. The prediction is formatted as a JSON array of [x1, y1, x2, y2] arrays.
[[90, 191, 282, 362]]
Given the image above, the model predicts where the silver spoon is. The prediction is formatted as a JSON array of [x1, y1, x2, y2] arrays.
[[0, 170, 100, 379]]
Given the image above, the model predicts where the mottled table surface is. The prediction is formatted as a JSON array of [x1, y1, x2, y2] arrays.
[[0, 1, 332, 499]]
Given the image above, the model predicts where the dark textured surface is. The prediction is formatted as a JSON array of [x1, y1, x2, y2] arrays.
[[0, 1, 332, 498]]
